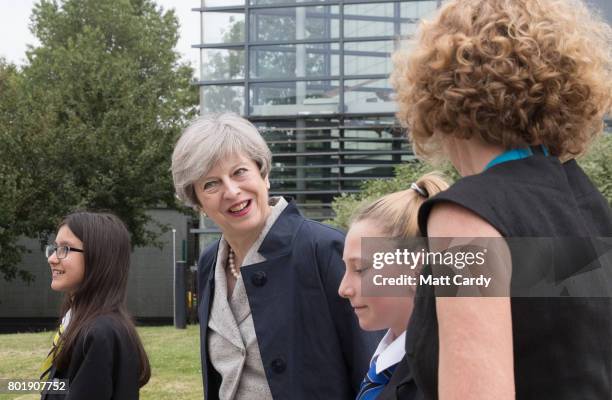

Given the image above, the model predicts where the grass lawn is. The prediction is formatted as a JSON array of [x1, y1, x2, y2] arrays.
[[0, 325, 203, 400]]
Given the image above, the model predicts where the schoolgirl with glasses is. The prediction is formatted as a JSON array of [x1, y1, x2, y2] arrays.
[[41, 212, 150, 400]]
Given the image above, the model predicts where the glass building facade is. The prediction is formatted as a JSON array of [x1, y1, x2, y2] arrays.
[[195, 0, 611, 222], [195, 0, 442, 220]]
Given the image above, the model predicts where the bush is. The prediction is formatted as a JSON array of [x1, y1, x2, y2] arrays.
[[326, 161, 459, 230], [577, 134, 612, 206]]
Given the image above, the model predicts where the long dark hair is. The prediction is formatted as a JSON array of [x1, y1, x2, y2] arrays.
[[53, 212, 150, 387]]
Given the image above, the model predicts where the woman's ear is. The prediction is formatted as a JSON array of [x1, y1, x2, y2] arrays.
[[265, 175, 270, 190], [193, 204, 206, 217]]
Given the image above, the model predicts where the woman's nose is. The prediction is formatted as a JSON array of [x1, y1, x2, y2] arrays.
[[338, 273, 355, 299], [223, 180, 241, 198]]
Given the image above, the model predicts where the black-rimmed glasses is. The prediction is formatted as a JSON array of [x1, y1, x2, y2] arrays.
[[45, 245, 84, 259]]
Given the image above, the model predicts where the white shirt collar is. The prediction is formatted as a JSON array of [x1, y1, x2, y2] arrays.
[[62, 309, 72, 329], [371, 329, 406, 374]]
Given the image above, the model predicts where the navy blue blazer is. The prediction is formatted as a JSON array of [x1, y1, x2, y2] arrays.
[[197, 201, 382, 399]]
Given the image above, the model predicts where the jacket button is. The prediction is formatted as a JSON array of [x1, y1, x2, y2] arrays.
[[251, 271, 267, 287], [270, 358, 286, 374]]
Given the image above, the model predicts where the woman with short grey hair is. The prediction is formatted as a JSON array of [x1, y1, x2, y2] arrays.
[[171, 113, 380, 400], [173, 114, 271, 211]]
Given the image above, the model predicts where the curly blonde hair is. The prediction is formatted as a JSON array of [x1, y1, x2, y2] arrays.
[[391, 0, 612, 160]]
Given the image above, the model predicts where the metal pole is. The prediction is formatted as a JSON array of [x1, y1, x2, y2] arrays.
[[174, 261, 187, 329], [172, 228, 186, 329], [172, 228, 176, 326], [172, 228, 177, 272]]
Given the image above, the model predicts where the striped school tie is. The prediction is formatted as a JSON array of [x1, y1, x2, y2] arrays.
[[356, 357, 397, 400], [39, 324, 64, 380]]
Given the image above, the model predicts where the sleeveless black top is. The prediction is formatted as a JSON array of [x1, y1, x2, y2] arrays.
[[408, 154, 612, 399]]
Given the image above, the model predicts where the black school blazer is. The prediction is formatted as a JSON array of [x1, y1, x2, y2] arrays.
[[377, 356, 422, 400], [41, 314, 141, 400]]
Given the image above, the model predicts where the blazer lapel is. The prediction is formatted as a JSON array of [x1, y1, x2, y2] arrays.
[[257, 200, 304, 260], [377, 356, 421, 400], [229, 278, 251, 325], [208, 243, 246, 351]]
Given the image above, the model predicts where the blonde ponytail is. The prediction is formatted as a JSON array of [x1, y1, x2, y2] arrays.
[[351, 172, 449, 237]]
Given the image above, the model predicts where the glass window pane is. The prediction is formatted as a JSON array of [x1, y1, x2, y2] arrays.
[[344, 3, 397, 38], [201, 49, 245, 80], [202, 12, 245, 43], [400, 1, 439, 36], [344, 164, 396, 176], [200, 85, 245, 114], [250, 80, 340, 116], [303, 43, 340, 77], [342, 128, 404, 151], [344, 40, 394, 76], [250, 6, 339, 42], [344, 78, 396, 114], [203, 0, 244, 6], [249, 43, 339, 79], [251, 45, 296, 79], [251, 0, 330, 4]]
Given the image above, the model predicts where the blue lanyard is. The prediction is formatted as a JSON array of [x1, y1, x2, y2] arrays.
[[484, 145, 549, 171]]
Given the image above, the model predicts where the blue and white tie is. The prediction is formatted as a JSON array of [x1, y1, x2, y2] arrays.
[[356, 357, 396, 400]]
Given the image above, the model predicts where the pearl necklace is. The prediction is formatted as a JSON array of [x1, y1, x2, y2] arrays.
[[227, 248, 240, 279]]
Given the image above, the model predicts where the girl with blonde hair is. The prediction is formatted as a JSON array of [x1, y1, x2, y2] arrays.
[[339, 173, 448, 400]]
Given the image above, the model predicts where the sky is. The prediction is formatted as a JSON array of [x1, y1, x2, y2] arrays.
[[0, 0, 200, 70], [1, 1, 610, 75]]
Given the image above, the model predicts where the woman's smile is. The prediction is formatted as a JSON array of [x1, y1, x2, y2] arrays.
[[227, 199, 252, 216]]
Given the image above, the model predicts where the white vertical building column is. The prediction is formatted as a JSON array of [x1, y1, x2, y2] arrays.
[[295, 7, 307, 203]]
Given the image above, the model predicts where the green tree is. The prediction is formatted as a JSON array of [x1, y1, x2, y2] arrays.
[[0, 0, 197, 281], [327, 135, 612, 230], [0, 59, 31, 281]]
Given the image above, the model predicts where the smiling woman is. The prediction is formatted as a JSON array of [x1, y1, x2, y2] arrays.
[[171, 113, 382, 400]]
